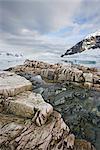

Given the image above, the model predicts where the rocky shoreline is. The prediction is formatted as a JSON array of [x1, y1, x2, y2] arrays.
[[8, 59, 100, 91], [0, 60, 100, 150]]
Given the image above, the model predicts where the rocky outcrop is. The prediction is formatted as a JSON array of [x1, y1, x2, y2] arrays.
[[0, 71, 53, 127], [0, 71, 96, 150], [61, 30, 100, 57], [8, 59, 100, 91]]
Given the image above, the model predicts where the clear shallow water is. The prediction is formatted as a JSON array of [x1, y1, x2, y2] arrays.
[[0, 48, 100, 70]]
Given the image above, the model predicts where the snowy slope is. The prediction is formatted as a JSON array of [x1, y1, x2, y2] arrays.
[[61, 30, 100, 57]]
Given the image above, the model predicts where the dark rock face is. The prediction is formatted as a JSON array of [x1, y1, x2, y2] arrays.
[[61, 41, 83, 57], [61, 33, 100, 57], [94, 36, 100, 49]]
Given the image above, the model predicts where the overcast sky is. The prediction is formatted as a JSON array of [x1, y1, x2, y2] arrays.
[[0, 0, 100, 53]]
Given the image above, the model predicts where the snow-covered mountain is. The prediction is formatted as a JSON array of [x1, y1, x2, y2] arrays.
[[61, 30, 100, 57]]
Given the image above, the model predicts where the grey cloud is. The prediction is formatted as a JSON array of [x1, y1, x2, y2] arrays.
[[0, 0, 100, 51], [0, 0, 82, 34]]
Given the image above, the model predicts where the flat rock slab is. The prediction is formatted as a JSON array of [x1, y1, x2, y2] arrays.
[[0, 71, 32, 97], [4, 91, 53, 126]]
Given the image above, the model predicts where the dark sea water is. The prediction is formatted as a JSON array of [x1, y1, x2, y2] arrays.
[[0, 48, 100, 70]]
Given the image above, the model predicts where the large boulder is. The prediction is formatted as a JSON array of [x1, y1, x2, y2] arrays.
[[0, 71, 32, 98], [4, 91, 53, 126], [0, 71, 53, 126]]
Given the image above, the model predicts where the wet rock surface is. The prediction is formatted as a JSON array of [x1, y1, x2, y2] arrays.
[[18, 72, 100, 150], [44, 86, 100, 150]]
